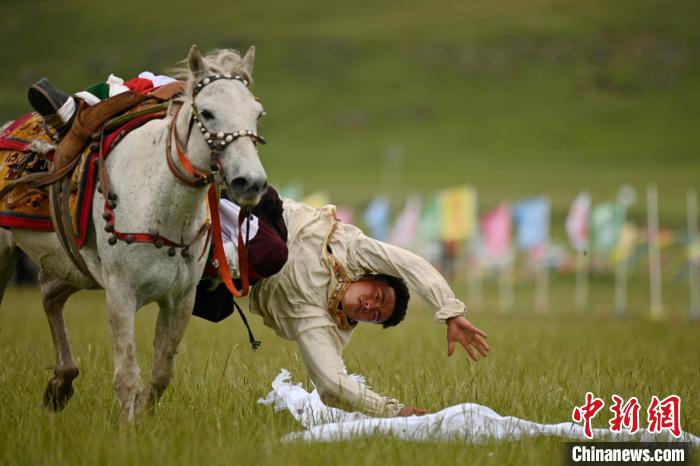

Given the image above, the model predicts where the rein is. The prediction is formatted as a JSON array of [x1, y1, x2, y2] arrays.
[[98, 73, 264, 298]]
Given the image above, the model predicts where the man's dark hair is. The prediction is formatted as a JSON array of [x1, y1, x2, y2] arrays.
[[370, 274, 410, 328]]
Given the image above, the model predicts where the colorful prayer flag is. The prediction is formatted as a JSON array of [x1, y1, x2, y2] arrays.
[[417, 195, 442, 262], [437, 185, 477, 242], [335, 206, 354, 224], [590, 202, 624, 254], [566, 192, 591, 252], [302, 191, 330, 209], [389, 195, 422, 248], [280, 180, 304, 200], [513, 197, 550, 250], [610, 223, 639, 264], [419, 195, 441, 243], [689, 239, 700, 265], [480, 203, 512, 266], [363, 196, 391, 241]]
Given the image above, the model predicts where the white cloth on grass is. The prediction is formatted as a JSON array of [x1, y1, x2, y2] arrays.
[[258, 370, 700, 444]]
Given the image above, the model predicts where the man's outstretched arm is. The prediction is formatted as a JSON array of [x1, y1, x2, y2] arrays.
[[345, 229, 490, 360], [295, 326, 426, 416]]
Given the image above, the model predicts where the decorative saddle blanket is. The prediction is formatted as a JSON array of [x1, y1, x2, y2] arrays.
[[0, 110, 165, 247]]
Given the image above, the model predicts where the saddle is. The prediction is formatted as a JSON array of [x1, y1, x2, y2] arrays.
[[0, 81, 184, 279]]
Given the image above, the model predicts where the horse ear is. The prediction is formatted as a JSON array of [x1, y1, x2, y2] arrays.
[[241, 45, 255, 77], [188, 45, 207, 80]]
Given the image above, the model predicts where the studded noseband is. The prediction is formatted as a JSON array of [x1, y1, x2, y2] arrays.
[[191, 74, 266, 152], [165, 73, 266, 188]]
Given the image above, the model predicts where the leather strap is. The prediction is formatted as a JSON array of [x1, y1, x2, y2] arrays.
[[207, 185, 249, 297], [48, 176, 98, 284], [30, 153, 81, 188], [96, 126, 211, 258], [165, 105, 215, 188]]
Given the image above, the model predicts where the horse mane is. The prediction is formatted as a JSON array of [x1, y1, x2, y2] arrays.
[[169, 49, 253, 86]]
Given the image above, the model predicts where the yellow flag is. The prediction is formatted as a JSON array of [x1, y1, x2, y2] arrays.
[[610, 223, 638, 264], [438, 185, 477, 242], [302, 191, 330, 209], [689, 239, 700, 262]]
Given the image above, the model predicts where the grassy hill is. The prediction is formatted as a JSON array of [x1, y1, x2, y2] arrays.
[[1, 0, 699, 227]]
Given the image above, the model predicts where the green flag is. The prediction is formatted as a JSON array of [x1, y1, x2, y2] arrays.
[[419, 195, 441, 243], [590, 202, 624, 254]]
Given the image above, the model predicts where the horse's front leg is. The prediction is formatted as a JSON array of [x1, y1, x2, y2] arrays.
[[39, 270, 80, 411], [105, 287, 142, 421], [136, 291, 195, 413]]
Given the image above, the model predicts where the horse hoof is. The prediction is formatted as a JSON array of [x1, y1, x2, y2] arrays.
[[42, 377, 75, 412], [134, 390, 158, 416]]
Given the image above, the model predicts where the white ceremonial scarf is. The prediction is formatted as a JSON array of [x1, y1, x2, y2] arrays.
[[258, 370, 700, 444]]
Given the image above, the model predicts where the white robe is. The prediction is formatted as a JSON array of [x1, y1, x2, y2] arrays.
[[248, 199, 466, 416]]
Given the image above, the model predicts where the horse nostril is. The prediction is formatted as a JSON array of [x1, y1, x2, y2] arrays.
[[251, 179, 268, 194], [230, 177, 250, 191], [230, 177, 268, 198]]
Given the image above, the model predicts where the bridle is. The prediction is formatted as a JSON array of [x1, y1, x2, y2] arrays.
[[166, 73, 266, 189], [191, 74, 266, 151]]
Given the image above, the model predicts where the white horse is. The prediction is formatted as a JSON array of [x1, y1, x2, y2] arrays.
[[0, 45, 267, 420]]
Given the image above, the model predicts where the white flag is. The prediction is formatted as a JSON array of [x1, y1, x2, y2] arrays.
[[566, 192, 591, 252]]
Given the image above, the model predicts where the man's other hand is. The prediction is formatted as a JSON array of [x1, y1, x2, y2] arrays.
[[446, 316, 490, 360], [397, 406, 429, 417]]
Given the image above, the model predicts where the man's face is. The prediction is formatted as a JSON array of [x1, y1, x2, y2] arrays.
[[340, 278, 396, 324]]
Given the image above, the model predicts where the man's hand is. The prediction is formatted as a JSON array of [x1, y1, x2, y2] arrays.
[[398, 406, 429, 417], [446, 316, 490, 360]]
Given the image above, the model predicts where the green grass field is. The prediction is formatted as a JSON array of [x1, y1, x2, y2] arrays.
[[0, 283, 698, 466], [1, 0, 699, 464]]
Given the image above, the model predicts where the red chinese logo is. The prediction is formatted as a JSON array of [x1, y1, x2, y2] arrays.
[[647, 395, 682, 438], [572, 393, 682, 439], [572, 392, 605, 439], [609, 395, 641, 434]]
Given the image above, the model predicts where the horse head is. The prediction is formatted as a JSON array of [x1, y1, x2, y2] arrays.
[[181, 45, 268, 208]]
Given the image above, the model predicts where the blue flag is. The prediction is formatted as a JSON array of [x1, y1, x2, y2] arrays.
[[363, 196, 391, 241], [513, 197, 550, 250]]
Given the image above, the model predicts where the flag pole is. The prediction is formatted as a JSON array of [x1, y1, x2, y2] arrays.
[[687, 187, 699, 321], [614, 186, 636, 317], [568, 192, 591, 312], [534, 246, 549, 313], [499, 259, 514, 312], [468, 190, 483, 311], [575, 248, 589, 312], [647, 184, 663, 318], [467, 251, 483, 311], [614, 254, 628, 317], [506, 256, 515, 311]]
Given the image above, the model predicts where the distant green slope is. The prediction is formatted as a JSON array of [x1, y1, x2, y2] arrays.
[[1, 0, 698, 226]]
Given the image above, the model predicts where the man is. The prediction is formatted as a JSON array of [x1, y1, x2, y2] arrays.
[[239, 197, 490, 417]]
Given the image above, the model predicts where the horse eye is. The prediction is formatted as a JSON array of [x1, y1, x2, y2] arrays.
[[257, 110, 266, 120], [200, 109, 215, 120]]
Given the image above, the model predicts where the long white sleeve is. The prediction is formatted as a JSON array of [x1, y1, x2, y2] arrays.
[[295, 326, 403, 417], [342, 228, 465, 323]]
